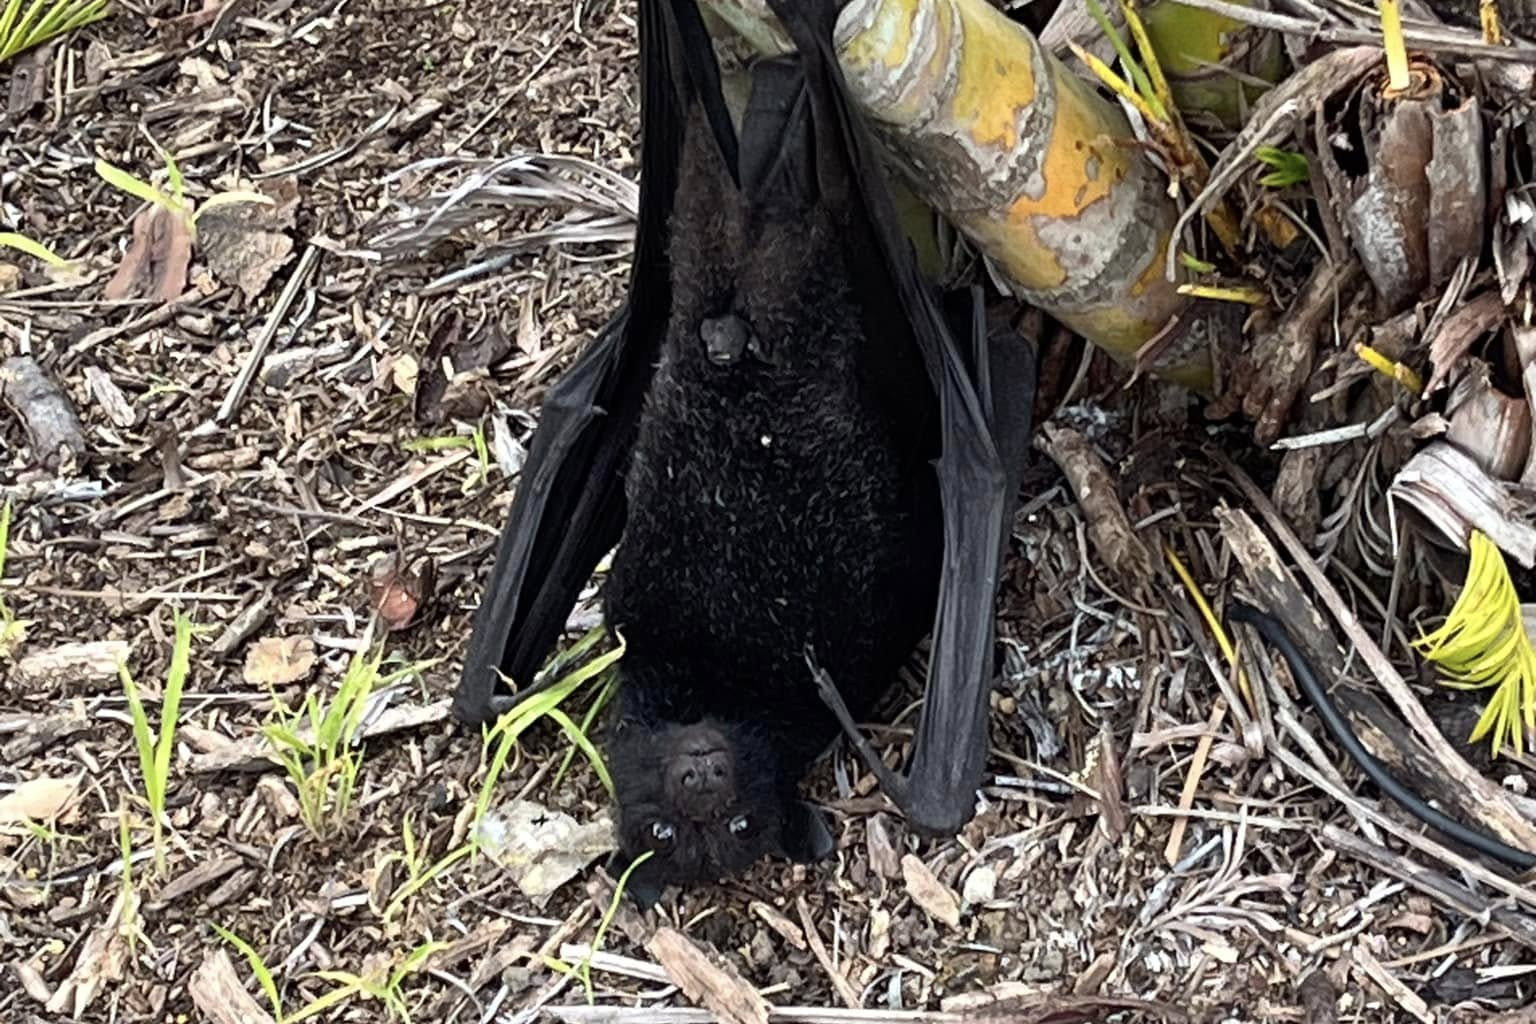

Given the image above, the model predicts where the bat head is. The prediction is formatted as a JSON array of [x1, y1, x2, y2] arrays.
[[605, 717, 834, 905]]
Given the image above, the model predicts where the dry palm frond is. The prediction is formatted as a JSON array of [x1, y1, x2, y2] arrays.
[[1413, 530, 1536, 758], [370, 152, 638, 292]]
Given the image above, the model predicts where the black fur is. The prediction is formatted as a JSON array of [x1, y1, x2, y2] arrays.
[[601, 101, 942, 893]]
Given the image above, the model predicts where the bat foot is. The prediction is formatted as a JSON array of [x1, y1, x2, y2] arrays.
[[803, 644, 908, 803]]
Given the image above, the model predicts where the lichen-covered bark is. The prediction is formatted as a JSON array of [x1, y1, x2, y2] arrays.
[[704, 0, 1214, 393]]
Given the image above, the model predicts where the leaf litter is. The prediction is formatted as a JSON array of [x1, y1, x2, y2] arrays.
[[3, 0, 1536, 1021]]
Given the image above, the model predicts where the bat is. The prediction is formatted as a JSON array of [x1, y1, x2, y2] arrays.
[[454, 0, 1037, 902]]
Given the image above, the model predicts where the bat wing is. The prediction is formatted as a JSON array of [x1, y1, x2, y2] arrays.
[[453, 0, 740, 725], [769, 0, 1038, 834]]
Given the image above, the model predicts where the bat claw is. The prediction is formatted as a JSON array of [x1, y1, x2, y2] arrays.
[[803, 644, 907, 802]]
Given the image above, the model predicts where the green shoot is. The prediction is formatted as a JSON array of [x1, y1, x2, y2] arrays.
[[216, 926, 447, 1024], [0, 231, 71, 268], [376, 815, 476, 924], [1254, 146, 1311, 188], [404, 423, 492, 492], [116, 801, 143, 952], [1083, 0, 1167, 122], [0, 0, 108, 64], [297, 941, 450, 1024], [552, 670, 617, 789], [214, 925, 287, 1024], [119, 612, 195, 875], [263, 646, 416, 840], [542, 850, 654, 1004], [474, 627, 625, 831], [1415, 530, 1536, 758], [95, 150, 272, 243]]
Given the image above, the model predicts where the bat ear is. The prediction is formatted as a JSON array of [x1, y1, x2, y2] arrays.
[[781, 801, 836, 864], [606, 851, 664, 910]]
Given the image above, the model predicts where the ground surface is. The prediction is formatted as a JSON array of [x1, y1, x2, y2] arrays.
[[2, 2, 1533, 1023]]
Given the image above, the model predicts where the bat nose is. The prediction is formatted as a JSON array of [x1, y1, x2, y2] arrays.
[[666, 750, 734, 817]]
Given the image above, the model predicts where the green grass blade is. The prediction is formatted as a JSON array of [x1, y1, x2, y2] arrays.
[[0, 499, 11, 579], [546, 707, 612, 796], [0, 232, 69, 267], [153, 614, 193, 797], [95, 159, 181, 218], [213, 925, 284, 1023]]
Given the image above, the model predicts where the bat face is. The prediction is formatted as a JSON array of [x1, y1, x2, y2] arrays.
[[606, 718, 816, 891]]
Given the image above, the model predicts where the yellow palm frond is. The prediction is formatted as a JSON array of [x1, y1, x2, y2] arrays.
[[1413, 530, 1536, 758]]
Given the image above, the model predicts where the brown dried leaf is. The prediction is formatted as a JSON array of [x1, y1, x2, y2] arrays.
[[413, 313, 515, 426], [242, 636, 316, 686], [1425, 290, 1507, 394], [104, 205, 191, 304], [901, 852, 961, 927], [369, 553, 434, 631], [0, 775, 80, 824], [197, 177, 299, 302]]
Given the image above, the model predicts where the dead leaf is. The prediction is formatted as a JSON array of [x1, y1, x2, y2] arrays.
[[368, 553, 435, 631], [413, 313, 515, 426], [197, 177, 299, 303], [0, 263, 20, 292], [901, 853, 961, 927], [242, 636, 317, 686], [104, 205, 191, 304], [46, 882, 135, 1015], [0, 775, 80, 825], [474, 799, 616, 906]]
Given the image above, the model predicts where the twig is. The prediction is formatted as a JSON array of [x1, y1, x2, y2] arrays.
[[1171, 0, 1536, 61], [1323, 826, 1536, 951], [796, 897, 861, 1010], [1163, 696, 1228, 866], [216, 242, 321, 423]]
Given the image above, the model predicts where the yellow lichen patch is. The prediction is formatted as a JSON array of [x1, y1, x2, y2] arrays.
[[839, 0, 920, 78], [946, 0, 1038, 150]]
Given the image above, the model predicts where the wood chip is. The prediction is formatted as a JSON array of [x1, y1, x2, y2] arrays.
[[14, 640, 129, 688], [187, 948, 278, 1024], [748, 901, 806, 952], [645, 926, 769, 1024], [1, 356, 87, 471], [900, 854, 961, 928], [1351, 941, 1432, 1024]]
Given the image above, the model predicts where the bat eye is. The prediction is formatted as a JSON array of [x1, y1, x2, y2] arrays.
[[728, 814, 751, 836], [650, 821, 676, 847]]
